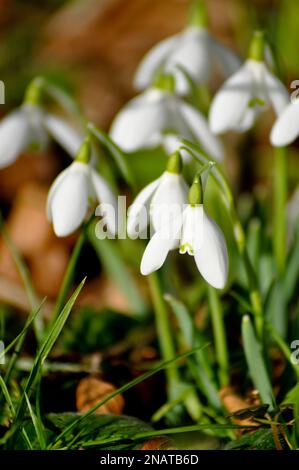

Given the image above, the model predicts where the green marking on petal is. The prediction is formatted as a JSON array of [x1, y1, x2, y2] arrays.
[[180, 243, 194, 255], [248, 97, 266, 108]]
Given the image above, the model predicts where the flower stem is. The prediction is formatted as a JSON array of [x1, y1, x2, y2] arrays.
[[49, 227, 87, 329], [273, 146, 288, 275], [207, 286, 229, 387], [147, 272, 180, 398]]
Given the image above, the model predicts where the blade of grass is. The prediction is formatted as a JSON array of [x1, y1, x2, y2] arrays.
[[82, 422, 259, 448], [2, 279, 85, 444], [165, 294, 221, 410], [0, 376, 33, 449], [3, 299, 46, 385], [48, 345, 209, 448], [24, 392, 46, 449], [0, 301, 43, 364], [88, 123, 136, 191], [242, 315, 275, 409]]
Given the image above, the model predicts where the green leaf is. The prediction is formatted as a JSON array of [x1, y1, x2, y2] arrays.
[[88, 221, 147, 317], [24, 393, 46, 449], [242, 315, 275, 409], [88, 123, 136, 190], [46, 413, 155, 450], [4, 279, 85, 443], [165, 294, 221, 410], [225, 428, 283, 450]]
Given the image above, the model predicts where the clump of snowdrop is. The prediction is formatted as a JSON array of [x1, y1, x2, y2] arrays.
[[209, 31, 289, 135], [127, 151, 188, 238], [110, 73, 224, 162], [134, 0, 240, 95], [47, 138, 117, 237], [0, 78, 85, 169]]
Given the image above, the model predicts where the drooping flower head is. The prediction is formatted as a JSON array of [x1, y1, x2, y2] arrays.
[[127, 150, 188, 239], [209, 31, 289, 135], [110, 73, 224, 162], [47, 137, 117, 237], [137, 158, 229, 289], [0, 78, 85, 169], [134, 0, 240, 95]]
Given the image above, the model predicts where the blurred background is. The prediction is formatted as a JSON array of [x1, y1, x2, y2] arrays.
[[0, 0, 299, 345], [0, 0, 299, 441]]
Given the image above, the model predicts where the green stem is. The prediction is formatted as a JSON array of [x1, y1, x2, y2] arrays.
[[49, 228, 87, 329], [230, 207, 263, 338], [148, 272, 180, 398], [273, 146, 288, 275], [207, 286, 229, 387]]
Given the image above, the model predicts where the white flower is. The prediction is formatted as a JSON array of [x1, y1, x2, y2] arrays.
[[209, 46, 288, 134], [270, 99, 299, 146], [47, 141, 117, 237], [134, 26, 240, 95], [140, 177, 228, 289], [110, 87, 224, 161], [0, 103, 84, 169], [127, 151, 188, 238]]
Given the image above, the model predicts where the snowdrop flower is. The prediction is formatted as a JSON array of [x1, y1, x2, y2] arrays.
[[134, 0, 240, 95], [270, 98, 299, 146], [127, 151, 188, 238], [110, 74, 224, 162], [209, 31, 289, 135], [47, 138, 117, 237], [141, 172, 228, 289], [0, 80, 84, 169]]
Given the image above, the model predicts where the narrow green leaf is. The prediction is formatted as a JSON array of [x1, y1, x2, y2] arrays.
[[242, 315, 275, 409], [165, 294, 221, 410], [88, 222, 147, 317], [24, 393, 46, 449], [88, 123, 136, 190], [5, 279, 85, 442]]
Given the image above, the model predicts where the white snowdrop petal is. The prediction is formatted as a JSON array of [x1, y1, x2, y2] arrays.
[[127, 177, 161, 238], [194, 210, 228, 289], [91, 169, 118, 236], [232, 106, 259, 132], [180, 205, 204, 255], [263, 68, 289, 116], [211, 38, 241, 77], [46, 167, 70, 220], [166, 28, 211, 93], [150, 172, 188, 232], [50, 163, 89, 237], [110, 90, 168, 152], [0, 109, 32, 168], [209, 63, 253, 134], [270, 100, 299, 146], [43, 113, 83, 157], [176, 99, 224, 161], [134, 34, 180, 90], [140, 231, 174, 275]]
